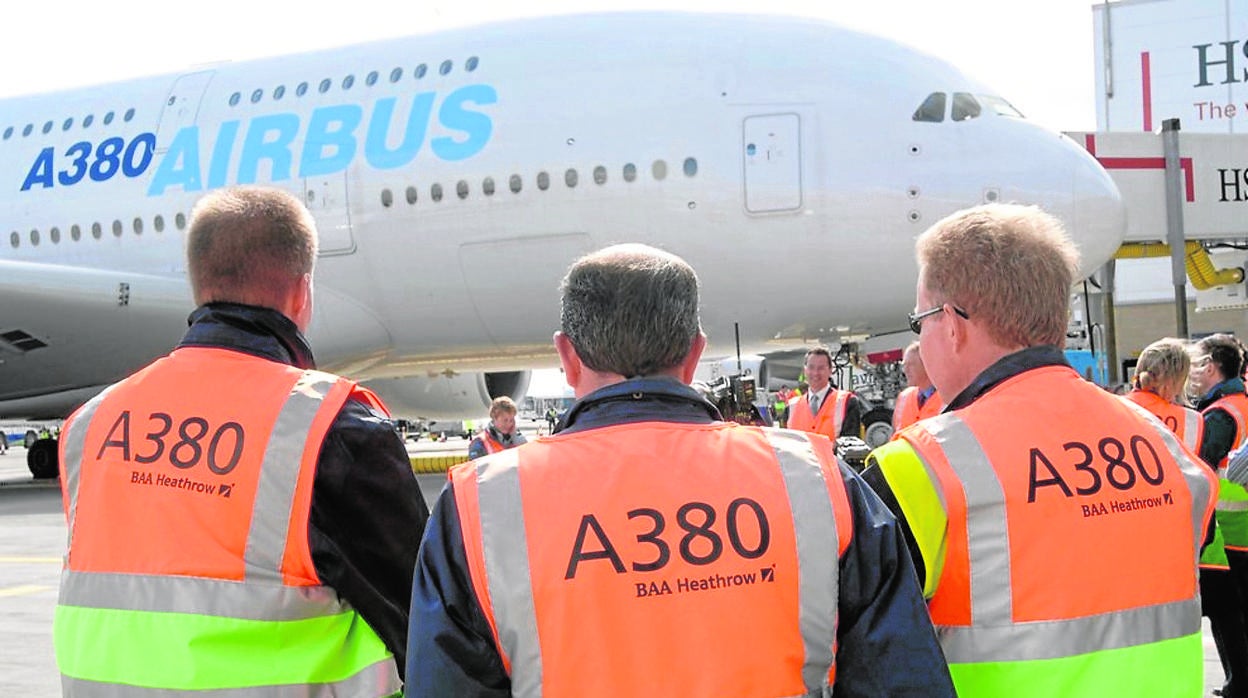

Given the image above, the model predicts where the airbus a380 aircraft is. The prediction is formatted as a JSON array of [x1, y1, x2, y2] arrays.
[[0, 12, 1124, 476]]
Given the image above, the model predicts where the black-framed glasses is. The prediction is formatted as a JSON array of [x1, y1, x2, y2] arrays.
[[908, 304, 969, 334]]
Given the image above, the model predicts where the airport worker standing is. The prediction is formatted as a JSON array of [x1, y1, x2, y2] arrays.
[[892, 340, 942, 431], [785, 346, 868, 439], [53, 186, 429, 696], [1122, 337, 1204, 451], [406, 243, 954, 697], [861, 203, 1217, 697], [467, 396, 528, 459], [1190, 333, 1248, 698]]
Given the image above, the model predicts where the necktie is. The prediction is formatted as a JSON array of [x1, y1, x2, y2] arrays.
[[810, 393, 821, 415]]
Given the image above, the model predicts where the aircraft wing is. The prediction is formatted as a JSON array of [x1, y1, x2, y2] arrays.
[[0, 260, 193, 418]]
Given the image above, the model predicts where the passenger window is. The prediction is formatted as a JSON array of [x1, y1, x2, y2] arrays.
[[509, 174, 522, 193], [440, 60, 453, 76], [483, 177, 495, 195], [405, 186, 418, 204], [913, 93, 946, 122], [593, 166, 607, 185], [380, 189, 393, 208], [251, 89, 263, 104], [457, 180, 469, 199], [537, 172, 550, 191], [342, 75, 355, 90], [366, 71, 379, 86], [390, 68, 403, 83], [124, 108, 135, 122], [274, 85, 286, 101], [431, 183, 443, 202], [71, 224, 82, 241], [952, 93, 982, 121], [229, 92, 241, 106], [9, 232, 17, 248], [318, 79, 331, 94], [296, 82, 309, 97], [623, 163, 637, 182], [565, 169, 578, 188], [415, 64, 428, 79], [466, 56, 479, 72], [4, 126, 13, 139]]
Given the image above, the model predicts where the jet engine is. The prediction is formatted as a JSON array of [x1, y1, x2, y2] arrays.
[[364, 371, 531, 420]]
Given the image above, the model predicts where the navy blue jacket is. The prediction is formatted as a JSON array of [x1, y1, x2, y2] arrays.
[[180, 303, 429, 678], [406, 377, 953, 696]]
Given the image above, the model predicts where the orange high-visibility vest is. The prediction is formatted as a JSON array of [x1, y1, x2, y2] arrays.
[[477, 430, 506, 455], [54, 347, 400, 695], [893, 387, 943, 431], [787, 388, 849, 439], [1205, 392, 1248, 469], [1123, 390, 1204, 452], [888, 365, 1216, 696], [451, 423, 854, 697]]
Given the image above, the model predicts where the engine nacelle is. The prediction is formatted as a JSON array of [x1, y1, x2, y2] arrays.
[[364, 371, 531, 420], [693, 354, 769, 390]]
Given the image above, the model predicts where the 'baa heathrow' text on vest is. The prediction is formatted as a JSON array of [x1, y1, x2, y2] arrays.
[[1081, 491, 1175, 518], [636, 565, 777, 598]]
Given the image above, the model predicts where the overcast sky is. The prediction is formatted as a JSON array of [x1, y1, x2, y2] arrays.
[[0, 0, 1102, 131]]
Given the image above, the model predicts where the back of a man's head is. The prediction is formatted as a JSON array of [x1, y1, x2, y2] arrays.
[[560, 244, 701, 377], [187, 187, 318, 308], [916, 203, 1079, 349]]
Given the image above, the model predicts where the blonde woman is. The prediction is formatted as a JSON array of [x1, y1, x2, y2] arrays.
[[1123, 337, 1204, 451]]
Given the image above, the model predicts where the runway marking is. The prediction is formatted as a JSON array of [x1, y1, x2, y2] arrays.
[[0, 556, 61, 563], [0, 584, 52, 597]]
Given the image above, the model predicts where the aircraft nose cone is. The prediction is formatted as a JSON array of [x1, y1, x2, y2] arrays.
[[1070, 154, 1126, 277]]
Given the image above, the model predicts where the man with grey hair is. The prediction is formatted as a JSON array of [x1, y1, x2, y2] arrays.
[[862, 204, 1216, 696], [407, 243, 952, 696], [54, 186, 427, 695]]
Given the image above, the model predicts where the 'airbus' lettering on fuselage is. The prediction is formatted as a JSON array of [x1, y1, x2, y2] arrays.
[[19, 83, 497, 196]]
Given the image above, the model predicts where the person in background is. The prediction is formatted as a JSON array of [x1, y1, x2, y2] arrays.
[[892, 341, 942, 431], [467, 396, 527, 459], [862, 203, 1216, 696], [1122, 337, 1203, 451], [53, 186, 428, 696], [406, 243, 953, 697], [786, 347, 867, 440], [1190, 333, 1248, 698]]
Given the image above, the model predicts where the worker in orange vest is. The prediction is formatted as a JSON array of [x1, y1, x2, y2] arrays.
[[785, 347, 866, 440], [1122, 337, 1203, 451], [862, 204, 1216, 696], [892, 340, 942, 431], [468, 396, 527, 459], [53, 187, 428, 695], [407, 243, 953, 696]]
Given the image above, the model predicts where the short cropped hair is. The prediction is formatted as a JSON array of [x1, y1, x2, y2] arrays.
[[489, 396, 518, 419], [1134, 338, 1191, 397], [187, 187, 318, 307], [1197, 333, 1246, 381], [804, 346, 833, 368], [560, 244, 701, 377], [916, 204, 1079, 348]]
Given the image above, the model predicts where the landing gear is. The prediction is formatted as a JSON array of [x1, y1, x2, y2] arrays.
[[862, 407, 895, 449], [28, 439, 58, 479]]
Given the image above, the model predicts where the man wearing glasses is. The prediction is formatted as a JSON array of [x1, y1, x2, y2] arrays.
[[860, 203, 1217, 697]]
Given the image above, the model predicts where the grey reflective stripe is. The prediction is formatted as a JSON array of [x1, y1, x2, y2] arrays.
[[923, 414, 1012, 625], [1181, 408, 1201, 452], [244, 370, 341, 582], [765, 429, 839, 693], [1218, 500, 1248, 512], [831, 392, 848, 437], [474, 448, 543, 698], [1212, 400, 1248, 453], [61, 386, 120, 542], [1130, 408, 1218, 560], [61, 657, 401, 697], [1226, 444, 1248, 487], [939, 596, 1201, 663], [59, 570, 347, 621]]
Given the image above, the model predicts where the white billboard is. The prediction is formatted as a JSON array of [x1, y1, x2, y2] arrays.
[[1095, 0, 1248, 133]]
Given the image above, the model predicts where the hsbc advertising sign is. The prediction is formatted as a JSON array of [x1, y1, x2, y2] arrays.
[[1095, 0, 1248, 133]]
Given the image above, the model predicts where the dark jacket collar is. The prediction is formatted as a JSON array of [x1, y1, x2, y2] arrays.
[[1198, 377, 1248, 411], [557, 376, 723, 434], [177, 302, 316, 369], [944, 345, 1071, 412]]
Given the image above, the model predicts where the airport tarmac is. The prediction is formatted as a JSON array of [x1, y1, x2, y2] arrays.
[[0, 435, 1230, 695]]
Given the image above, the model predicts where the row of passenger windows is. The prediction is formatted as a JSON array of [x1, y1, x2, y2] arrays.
[[229, 56, 481, 107], [9, 213, 186, 249], [912, 92, 1023, 123], [3, 108, 137, 141], [380, 158, 699, 206]]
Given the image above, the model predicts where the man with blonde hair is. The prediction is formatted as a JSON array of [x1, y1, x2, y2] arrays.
[[468, 396, 527, 459], [863, 203, 1216, 696], [407, 243, 953, 696], [892, 341, 941, 430], [55, 186, 428, 695]]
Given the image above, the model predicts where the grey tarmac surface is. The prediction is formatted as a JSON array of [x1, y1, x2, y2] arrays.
[[0, 438, 1230, 695]]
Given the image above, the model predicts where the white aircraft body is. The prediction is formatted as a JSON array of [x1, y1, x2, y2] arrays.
[[0, 13, 1124, 474]]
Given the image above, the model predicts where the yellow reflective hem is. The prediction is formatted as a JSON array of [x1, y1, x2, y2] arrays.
[[871, 439, 947, 598], [54, 605, 393, 691], [948, 632, 1202, 698]]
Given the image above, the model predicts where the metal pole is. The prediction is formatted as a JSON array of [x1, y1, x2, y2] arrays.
[[1101, 260, 1120, 384], [1162, 118, 1189, 337]]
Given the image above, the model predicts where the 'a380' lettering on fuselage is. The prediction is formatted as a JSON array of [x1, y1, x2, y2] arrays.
[[19, 84, 497, 196]]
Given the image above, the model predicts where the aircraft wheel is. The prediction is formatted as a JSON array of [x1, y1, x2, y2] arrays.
[[862, 408, 895, 449], [25, 430, 38, 448], [28, 439, 59, 479]]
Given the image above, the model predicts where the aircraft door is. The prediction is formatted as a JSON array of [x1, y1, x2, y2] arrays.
[[743, 113, 802, 213], [156, 71, 215, 152], [305, 175, 355, 255]]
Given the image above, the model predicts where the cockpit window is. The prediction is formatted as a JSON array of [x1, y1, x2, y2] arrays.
[[978, 94, 1024, 118], [952, 93, 982, 121], [913, 92, 946, 123]]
